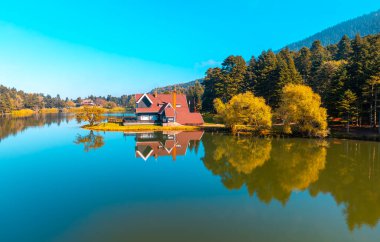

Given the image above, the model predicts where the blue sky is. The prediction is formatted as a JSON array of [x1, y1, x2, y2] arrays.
[[0, 0, 379, 98]]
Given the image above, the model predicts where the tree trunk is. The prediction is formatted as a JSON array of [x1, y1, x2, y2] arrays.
[[370, 103, 374, 127], [375, 88, 378, 129], [378, 110, 380, 134]]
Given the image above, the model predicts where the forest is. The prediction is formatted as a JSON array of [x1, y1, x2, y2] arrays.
[[202, 33, 380, 128], [0, 84, 136, 114]]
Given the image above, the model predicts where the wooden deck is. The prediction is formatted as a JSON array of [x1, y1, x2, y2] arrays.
[[107, 117, 124, 123]]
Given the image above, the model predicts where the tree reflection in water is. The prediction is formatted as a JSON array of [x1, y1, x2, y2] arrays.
[[202, 133, 380, 230], [0, 113, 75, 142], [309, 140, 380, 231], [202, 134, 327, 204], [74, 131, 105, 152]]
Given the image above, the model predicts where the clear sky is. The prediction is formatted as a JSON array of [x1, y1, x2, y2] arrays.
[[0, 0, 379, 98]]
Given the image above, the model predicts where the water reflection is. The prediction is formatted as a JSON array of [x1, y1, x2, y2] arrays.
[[202, 134, 380, 230], [74, 131, 105, 152], [133, 131, 203, 161], [202, 135, 327, 203], [309, 140, 380, 230], [0, 113, 75, 142], [70, 130, 380, 231], [1, 114, 380, 237]]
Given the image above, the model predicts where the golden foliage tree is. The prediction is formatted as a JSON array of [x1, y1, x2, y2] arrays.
[[214, 92, 272, 133], [65, 100, 76, 108], [76, 106, 105, 126], [276, 84, 328, 137]]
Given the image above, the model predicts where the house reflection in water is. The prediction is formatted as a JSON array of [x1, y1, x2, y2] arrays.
[[134, 131, 204, 161]]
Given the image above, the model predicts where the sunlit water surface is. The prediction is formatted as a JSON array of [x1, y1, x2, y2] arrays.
[[0, 114, 380, 242]]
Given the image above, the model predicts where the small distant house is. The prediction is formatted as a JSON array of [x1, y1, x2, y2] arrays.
[[134, 91, 204, 126], [81, 99, 95, 106]]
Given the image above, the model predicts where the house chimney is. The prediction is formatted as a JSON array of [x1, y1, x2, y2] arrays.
[[154, 89, 158, 97], [172, 87, 177, 110]]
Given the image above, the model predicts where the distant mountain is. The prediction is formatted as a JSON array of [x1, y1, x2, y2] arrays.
[[150, 79, 204, 93], [284, 9, 380, 50]]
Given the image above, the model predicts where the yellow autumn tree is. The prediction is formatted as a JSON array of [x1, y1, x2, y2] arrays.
[[76, 106, 105, 126], [276, 84, 328, 137], [214, 92, 272, 133], [66, 100, 76, 108]]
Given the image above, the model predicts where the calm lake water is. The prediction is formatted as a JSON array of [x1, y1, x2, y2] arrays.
[[1, 114, 380, 242]]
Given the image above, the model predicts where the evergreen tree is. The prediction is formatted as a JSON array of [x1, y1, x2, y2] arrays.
[[202, 67, 222, 112], [277, 48, 303, 85], [254, 50, 278, 106], [336, 35, 352, 60], [325, 64, 348, 117], [347, 34, 369, 94], [187, 80, 204, 112], [338, 90, 358, 133], [244, 56, 257, 92], [221, 55, 247, 100], [362, 73, 380, 127], [327, 44, 338, 59], [310, 40, 330, 90], [314, 60, 346, 105], [295, 47, 312, 83]]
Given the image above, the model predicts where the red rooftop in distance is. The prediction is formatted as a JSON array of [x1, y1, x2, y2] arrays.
[[134, 91, 204, 126]]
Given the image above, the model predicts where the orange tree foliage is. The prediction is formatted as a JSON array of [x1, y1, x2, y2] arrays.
[[76, 106, 105, 126]]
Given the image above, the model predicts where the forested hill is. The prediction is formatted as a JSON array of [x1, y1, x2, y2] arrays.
[[284, 9, 380, 50], [150, 78, 204, 93]]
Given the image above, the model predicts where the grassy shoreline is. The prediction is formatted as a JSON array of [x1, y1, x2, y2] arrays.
[[83, 123, 203, 132], [5, 107, 127, 118], [83, 122, 229, 132], [82, 122, 380, 142]]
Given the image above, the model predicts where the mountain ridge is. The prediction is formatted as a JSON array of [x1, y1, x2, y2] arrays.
[[283, 9, 380, 50]]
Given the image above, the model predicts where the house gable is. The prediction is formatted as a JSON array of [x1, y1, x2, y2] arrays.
[[136, 95, 153, 108]]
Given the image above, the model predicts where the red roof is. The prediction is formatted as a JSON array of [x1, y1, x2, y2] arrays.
[[164, 107, 175, 117], [176, 112, 204, 125], [135, 93, 204, 125]]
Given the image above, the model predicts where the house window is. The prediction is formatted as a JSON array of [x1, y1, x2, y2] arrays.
[[176, 104, 181, 108], [140, 115, 157, 121], [140, 115, 149, 121]]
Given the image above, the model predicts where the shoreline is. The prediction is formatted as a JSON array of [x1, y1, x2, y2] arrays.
[[83, 122, 380, 142], [2, 107, 128, 118], [83, 123, 228, 132]]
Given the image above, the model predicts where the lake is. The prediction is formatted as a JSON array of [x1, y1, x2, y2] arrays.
[[0, 114, 380, 242]]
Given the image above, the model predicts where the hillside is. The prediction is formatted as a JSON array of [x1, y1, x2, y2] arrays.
[[151, 79, 204, 93], [284, 9, 380, 50]]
